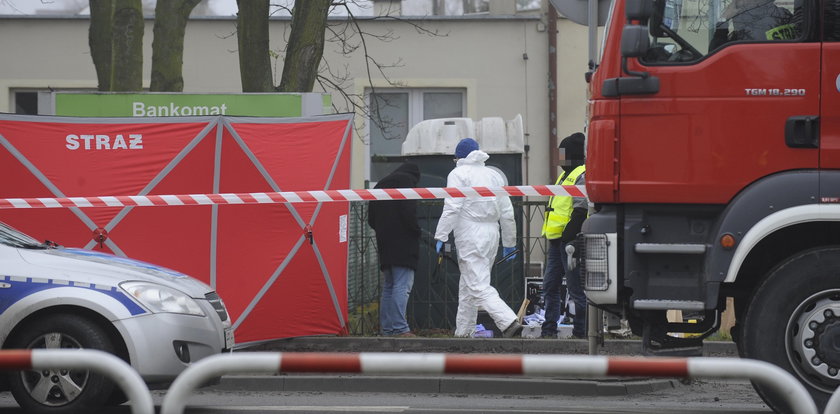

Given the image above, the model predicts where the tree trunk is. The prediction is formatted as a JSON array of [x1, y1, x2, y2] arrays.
[[110, 0, 144, 91], [236, 0, 273, 92], [278, 0, 330, 92], [89, 0, 113, 91], [150, 0, 201, 92]]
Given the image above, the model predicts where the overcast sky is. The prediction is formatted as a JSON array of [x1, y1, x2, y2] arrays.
[[0, 1, 542, 17], [0, 0, 374, 16]]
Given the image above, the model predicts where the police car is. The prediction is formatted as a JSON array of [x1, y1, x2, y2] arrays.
[[0, 221, 233, 413]]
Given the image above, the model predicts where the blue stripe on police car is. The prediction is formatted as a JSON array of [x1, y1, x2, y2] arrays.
[[0, 275, 146, 315]]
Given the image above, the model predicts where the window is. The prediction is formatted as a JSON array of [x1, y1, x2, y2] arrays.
[[825, 0, 840, 40], [641, 0, 807, 65], [14, 92, 38, 115], [463, 0, 489, 14], [367, 88, 465, 182], [11, 88, 96, 115], [401, 0, 488, 16], [516, 0, 541, 12]]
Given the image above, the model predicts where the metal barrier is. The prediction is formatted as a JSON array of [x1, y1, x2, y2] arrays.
[[0, 349, 154, 414], [824, 386, 840, 413], [159, 352, 818, 414]]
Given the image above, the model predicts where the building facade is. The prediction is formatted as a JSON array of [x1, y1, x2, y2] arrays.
[[0, 0, 593, 189]]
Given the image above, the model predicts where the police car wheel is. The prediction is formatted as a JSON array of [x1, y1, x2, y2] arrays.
[[6, 314, 116, 414]]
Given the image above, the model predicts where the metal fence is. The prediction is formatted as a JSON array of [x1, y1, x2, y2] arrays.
[[348, 199, 549, 336]]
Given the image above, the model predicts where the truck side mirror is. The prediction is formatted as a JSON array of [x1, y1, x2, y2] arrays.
[[603, 0, 661, 97], [603, 24, 659, 97], [621, 25, 650, 57], [625, 0, 654, 22]]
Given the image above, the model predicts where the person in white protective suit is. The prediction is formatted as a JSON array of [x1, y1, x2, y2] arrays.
[[434, 138, 523, 338]]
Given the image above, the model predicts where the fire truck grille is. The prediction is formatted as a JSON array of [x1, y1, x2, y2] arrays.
[[582, 234, 609, 291]]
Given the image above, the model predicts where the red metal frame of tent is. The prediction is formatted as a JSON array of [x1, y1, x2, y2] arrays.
[[0, 114, 353, 346]]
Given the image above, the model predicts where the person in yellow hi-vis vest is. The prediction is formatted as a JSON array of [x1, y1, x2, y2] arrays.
[[541, 132, 589, 339]]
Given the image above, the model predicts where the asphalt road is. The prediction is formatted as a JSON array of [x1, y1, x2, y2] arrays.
[[176, 379, 772, 413], [0, 378, 772, 414], [0, 337, 767, 413]]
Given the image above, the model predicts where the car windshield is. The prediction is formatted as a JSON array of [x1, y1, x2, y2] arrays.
[[0, 222, 48, 249]]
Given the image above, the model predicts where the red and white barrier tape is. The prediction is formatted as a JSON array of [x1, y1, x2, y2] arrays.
[[160, 352, 818, 414], [0, 185, 585, 209]]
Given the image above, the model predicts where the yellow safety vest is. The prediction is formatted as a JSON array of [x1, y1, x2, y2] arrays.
[[541, 165, 586, 240], [766, 23, 796, 40]]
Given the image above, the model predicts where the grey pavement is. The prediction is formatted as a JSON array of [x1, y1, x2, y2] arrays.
[[207, 337, 738, 396]]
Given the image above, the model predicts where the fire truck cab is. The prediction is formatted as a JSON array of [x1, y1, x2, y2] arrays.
[[566, 0, 840, 410]]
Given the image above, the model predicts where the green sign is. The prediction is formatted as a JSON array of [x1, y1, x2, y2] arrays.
[[53, 93, 331, 117]]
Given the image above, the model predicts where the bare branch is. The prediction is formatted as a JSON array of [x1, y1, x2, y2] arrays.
[[257, 0, 446, 143], [321, 1, 446, 143]]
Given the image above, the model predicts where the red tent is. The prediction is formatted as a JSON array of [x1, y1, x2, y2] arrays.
[[0, 114, 353, 346]]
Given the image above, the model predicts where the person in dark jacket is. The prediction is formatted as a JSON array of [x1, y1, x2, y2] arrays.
[[368, 163, 421, 337], [724, 0, 794, 40]]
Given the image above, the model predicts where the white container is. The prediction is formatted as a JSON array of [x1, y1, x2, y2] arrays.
[[522, 325, 542, 338], [558, 324, 574, 339]]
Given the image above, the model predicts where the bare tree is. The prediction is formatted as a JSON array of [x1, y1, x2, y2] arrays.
[[277, 0, 331, 92], [88, 0, 441, 135], [317, 2, 442, 142], [234, 0, 441, 143], [110, 0, 144, 91], [89, 0, 207, 92], [89, 0, 113, 91], [150, 0, 202, 91], [236, 0, 274, 92]]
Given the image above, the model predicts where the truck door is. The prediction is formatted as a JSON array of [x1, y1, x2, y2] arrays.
[[821, 2, 840, 170], [617, 0, 821, 204]]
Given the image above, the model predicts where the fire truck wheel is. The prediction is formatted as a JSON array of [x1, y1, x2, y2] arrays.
[[741, 246, 840, 412]]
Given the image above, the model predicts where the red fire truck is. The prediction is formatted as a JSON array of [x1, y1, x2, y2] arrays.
[[559, 0, 840, 410]]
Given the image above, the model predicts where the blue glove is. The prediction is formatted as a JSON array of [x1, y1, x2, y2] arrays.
[[502, 246, 516, 261], [436, 240, 444, 254]]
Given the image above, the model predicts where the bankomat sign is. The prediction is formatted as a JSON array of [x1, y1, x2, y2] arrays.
[[131, 100, 228, 116], [44, 92, 332, 117]]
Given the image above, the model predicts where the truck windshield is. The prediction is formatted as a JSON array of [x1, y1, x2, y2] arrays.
[[643, 0, 799, 64], [0, 222, 48, 249]]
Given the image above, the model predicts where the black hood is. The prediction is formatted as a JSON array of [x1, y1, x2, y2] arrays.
[[393, 163, 420, 183], [376, 162, 420, 189], [560, 132, 585, 173]]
